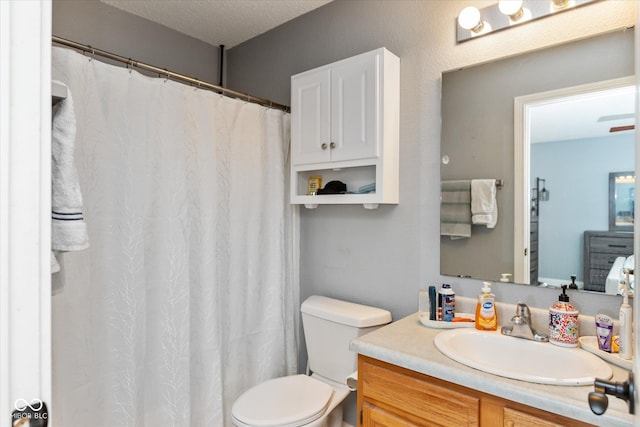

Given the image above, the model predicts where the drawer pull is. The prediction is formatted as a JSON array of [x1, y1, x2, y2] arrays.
[[608, 244, 627, 248]]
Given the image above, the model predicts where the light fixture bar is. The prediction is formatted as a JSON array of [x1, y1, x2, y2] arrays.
[[457, 0, 598, 43]]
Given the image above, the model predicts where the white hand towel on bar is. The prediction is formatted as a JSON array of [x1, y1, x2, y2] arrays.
[[51, 82, 89, 272], [471, 179, 498, 228]]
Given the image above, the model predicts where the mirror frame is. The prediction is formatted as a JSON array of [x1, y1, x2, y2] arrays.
[[609, 171, 636, 231], [513, 76, 636, 284]]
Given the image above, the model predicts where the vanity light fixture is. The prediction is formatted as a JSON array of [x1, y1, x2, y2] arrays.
[[456, 0, 596, 43], [458, 6, 486, 34], [499, 0, 524, 22], [551, 0, 572, 9]]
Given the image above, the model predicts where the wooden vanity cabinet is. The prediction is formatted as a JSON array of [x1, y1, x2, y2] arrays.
[[357, 355, 595, 427]]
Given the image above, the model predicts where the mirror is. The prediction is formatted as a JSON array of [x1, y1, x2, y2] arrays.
[[610, 171, 635, 231], [440, 28, 635, 291]]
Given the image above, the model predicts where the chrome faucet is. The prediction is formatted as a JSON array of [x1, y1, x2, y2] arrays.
[[501, 302, 549, 342]]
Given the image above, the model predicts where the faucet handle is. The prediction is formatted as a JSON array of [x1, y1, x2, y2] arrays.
[[511, 315, 525, 325]]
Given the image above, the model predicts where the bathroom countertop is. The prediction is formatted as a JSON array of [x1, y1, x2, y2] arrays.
[[350, 312, 634, 427]]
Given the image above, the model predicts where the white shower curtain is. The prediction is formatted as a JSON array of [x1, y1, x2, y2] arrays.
[[51, 47, 297, 426]]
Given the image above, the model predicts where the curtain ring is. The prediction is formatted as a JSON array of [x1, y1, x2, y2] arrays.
[[163, 69, 170, 83], [194, 79, 201, 91], [86, 46, 95, 62], [127, 59, 133, 74]]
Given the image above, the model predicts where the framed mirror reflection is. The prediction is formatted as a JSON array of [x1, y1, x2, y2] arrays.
[[440, 28, 635, 295], [609, 171, 635, 231]]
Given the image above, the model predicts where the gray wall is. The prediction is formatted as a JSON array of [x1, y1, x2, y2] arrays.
[[51, 0, 636, 424], [227, 0, 634, 325], [53, 0, 221, 82], [227, 2, 635, 423]]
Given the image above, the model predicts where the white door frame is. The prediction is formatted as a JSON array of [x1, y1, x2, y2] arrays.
[[0, 0, 52, 424], [513, 76, 636, 285]]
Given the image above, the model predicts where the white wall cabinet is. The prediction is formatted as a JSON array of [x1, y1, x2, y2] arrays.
[[290, 47, 399, 209]]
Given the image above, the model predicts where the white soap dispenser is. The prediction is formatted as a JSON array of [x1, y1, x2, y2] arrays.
[[619, 269, 633, 360]]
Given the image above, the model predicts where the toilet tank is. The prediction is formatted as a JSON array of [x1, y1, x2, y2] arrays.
[[301, 296, 392, 385]]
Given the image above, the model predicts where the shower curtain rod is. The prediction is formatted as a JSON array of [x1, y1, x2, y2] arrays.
[[52, 35, 290, 113]]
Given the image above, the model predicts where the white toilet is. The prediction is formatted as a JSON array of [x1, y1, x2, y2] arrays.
[[231, 295, 392, 427]]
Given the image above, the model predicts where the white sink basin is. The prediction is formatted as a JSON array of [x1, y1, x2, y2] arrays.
[[434, 328, 613, 386]]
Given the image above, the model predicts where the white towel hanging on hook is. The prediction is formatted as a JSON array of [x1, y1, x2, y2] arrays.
[[51, 81, 89, 275]]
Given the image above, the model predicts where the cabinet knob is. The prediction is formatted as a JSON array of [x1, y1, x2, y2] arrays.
[[330, 142, 336, 149], [321, 143, 327, 150]]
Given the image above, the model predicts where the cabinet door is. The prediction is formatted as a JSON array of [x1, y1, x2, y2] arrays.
[[362, 403, 422, 427], [330, 51, 379, 162], [360, 358, 479, 426], [291, 68, 331, 165], [503, 407, 573, 427]]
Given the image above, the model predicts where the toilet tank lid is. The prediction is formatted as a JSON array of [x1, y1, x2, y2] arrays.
[[301, 296, 392, 327]]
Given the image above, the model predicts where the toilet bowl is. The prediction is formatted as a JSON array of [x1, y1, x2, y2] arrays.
[[231, 296, 391, 427], [231, 374, 349, 427]]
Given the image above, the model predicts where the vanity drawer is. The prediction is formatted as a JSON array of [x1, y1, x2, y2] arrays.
[[504, 407, 575, 427]]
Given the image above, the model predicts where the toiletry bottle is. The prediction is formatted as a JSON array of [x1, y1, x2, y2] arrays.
[[307, 175, 322, 195], [619, 269, 633, 360], [439, 284, 455, 321], [500, 273, 512, 283], [549, 285, 579, 347], [568, 274, 578, 290], [475, 282, 497, 331], [428, 286, 437, 321]]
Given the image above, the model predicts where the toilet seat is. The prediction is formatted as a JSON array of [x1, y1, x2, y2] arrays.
[[232, 374, 334, 427]]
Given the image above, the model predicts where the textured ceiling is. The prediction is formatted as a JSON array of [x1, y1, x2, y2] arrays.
[[101, 0, 333, 49]]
